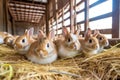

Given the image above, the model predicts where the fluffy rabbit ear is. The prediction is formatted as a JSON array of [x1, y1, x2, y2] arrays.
[[27, 27, 34, 37], [85, 28, 92, 40], [38, 30, 45, 40], [93, 29, 99, 37], [74, 26, 81, 36], [48, 29, 55, 40], [62, 27, 69, 37]]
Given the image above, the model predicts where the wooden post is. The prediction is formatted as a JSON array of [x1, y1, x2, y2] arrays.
[[45, 2, 49, 36], [0, 0, 4, 31], [55, 0, 58, 35], [12, 19, 16, 35], [84, 0, 89, 31], [112, 0, 120, 38], [62, 8, 64, 26], [70, 0, 74, 33], [56, 12, 58, 35], [74, 0, 77, 31], [3, 0, 8, 32]]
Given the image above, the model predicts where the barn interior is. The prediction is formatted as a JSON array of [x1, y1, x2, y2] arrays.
[[0, 0, 120, 80]]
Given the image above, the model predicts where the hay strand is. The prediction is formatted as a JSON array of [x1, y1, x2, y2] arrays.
[[0, 43, 120, 80]]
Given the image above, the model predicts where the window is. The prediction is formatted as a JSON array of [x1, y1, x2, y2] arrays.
[[89, 0, 112, 18], [64, 19, 70, 26], [76, 12, 84, 23], [89, 0, 112, 38], [89, 17, 112, 30]]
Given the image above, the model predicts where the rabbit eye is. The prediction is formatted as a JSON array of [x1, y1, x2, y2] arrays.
[[68, 38, 71, 42], [99, 37, 103, 40], [22, 39, 25, 43], [47, 43, 49, 48], [89, 39, 92, 43]]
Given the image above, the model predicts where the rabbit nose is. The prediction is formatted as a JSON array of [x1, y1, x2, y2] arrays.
[[73, 43, 78, 50], [74, 45, 77, 49], [39, 50, 48, 57], [96, 45, 99, 49]]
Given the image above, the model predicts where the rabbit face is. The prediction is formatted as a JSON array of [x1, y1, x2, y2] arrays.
[[14, 35, 30, 52], [96, 34, 109, 47], [84, 36, 99, 51], [64, 33, 81, 51], [14, 27, 35, 54], [35, 38, 55, 58]]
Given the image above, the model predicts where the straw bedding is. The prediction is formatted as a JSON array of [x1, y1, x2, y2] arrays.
[[0, 44, 120, 80]]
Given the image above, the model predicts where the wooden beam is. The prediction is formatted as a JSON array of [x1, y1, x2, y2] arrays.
[[9, 5, 46, 11], [70, 0, 74, 33], [89, 12, 112, 22], [89, 0, 107, 8], [74, 0, 77, 31], [5, 0, 9, 32], [10, 8, 45, 14], [45, 2, 49, 36], [56, 12, 58, 35], [76, 0, 84, 6], [62, 8, 64, 26], [9, 1, 46, 8], [112, 0, 120, 38], [84, 0, 89, 31]]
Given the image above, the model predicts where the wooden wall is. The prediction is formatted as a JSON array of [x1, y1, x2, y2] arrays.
[[0, 0, 4, 31], [15, 22, 40, 35], [0, 0, 12, 34]]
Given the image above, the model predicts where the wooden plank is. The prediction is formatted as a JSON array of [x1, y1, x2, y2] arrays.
[[15, 20, 40, 24], [76, 12, 112, 25], [70, 0, 74, 33], [10, 1, 46, 8], [5, 0, 8, 32], [45, 1, 49, 36], [80, 29, 111, 36], [112, 0, 120, 38], [76, 0, 84, 7], [12, 12, 43, 16], [84, 0, 89, 31], [89, 0, 107, 8], [62, 8, 64, 26], [74, 0, 77, 31], [56, 13, 58, 35], [76, 0, 108, 16], [10, 8, 45, 14], [9, 5, 46, 11], [89, 12, 112, 22]]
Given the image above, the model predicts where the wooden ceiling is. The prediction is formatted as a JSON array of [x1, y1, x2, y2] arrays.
[[8, 0, 47, 23]]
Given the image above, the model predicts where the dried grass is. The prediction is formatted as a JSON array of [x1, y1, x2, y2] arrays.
[[0, 43, 120, 80]]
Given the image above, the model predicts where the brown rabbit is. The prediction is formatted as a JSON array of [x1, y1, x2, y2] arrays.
[[0, 32, 12, 44], [54, 27, 81, 58], [14, 27, 35, 55], [4, 35, 19, 48], [79, 28, 99, 56], [94, 30, 109, 53], [26, 30, 57, 64]]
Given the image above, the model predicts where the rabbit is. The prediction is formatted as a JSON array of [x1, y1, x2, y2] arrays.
[[54, 27, 81, 58], [14, 27, 36, 55], [93, 30, 109, 53], [4, 35, 19, 48], [26, 30, 57, 64], [0, 32, 12, 44], [79, 28, 100, 56]]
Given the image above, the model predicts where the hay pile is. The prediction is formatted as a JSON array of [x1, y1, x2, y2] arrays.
[[0, 44, 120, 80]]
